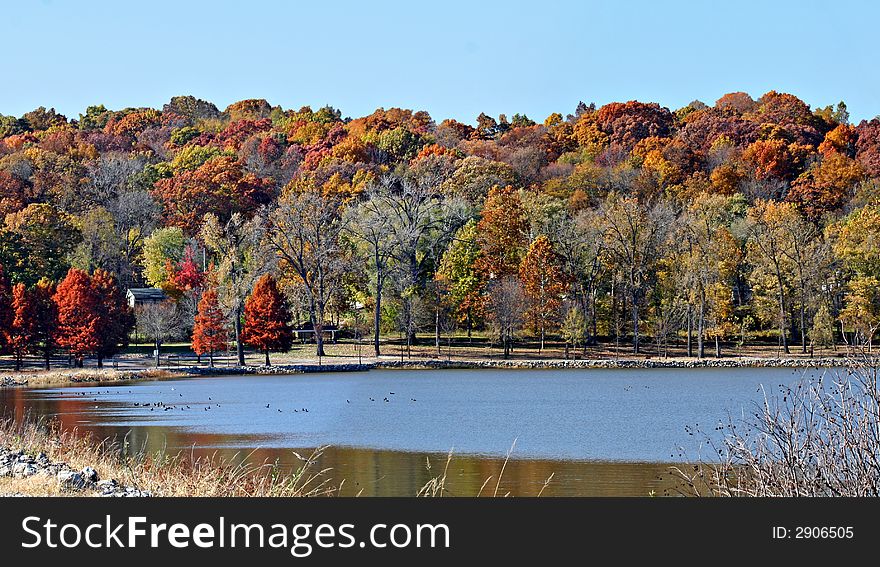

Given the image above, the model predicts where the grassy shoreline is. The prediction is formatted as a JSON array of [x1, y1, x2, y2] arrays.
[[1, 355, 845, 388], [0, 418, 338, 497]]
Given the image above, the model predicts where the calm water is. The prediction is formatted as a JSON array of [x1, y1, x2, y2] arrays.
[[0, 367, 824, 496]]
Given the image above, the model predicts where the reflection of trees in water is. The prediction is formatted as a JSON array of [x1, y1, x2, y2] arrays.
[[0, 389, 688, 496], [0, 385, 685, 497]]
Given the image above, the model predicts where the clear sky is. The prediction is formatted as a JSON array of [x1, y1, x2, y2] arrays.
[[2, 0, 878, 124]]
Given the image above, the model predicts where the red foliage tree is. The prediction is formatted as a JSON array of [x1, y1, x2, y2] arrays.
[[163, 245, 206, 297], [855, 119, 880, 177], [192, 288, 227, 367], [54, 268, 101, 367], [152, 155, 275, 235], [241, 274, 293, 366], [9, 283, 36, 370]]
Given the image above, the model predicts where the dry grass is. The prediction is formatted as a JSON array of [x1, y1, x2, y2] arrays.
[[7, 368, 182, 388], [0, 474, 70, 496], [672, 355, 880, 497], [1, 418, 339, 497], [417, 439, 554, 497]]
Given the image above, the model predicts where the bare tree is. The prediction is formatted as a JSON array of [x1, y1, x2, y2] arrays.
[[344, 182, 396, 356], [599, 194, 673, 354], [201, 213, 270, 365], [136, 300, 181, 367], [383, 172, 468, 348], [267, 187, 350, 357], [551, 209, 605, 346], [488, 276, 525, 359]]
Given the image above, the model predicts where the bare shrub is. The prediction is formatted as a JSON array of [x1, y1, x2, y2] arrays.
[[675, 355, 880, 496]]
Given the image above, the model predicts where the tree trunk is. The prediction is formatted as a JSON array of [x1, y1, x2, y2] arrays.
[[435, 305, 441, 356], [800, 304, 807, 354], [265, 349, 271, 366], [209, 350, 214, 368], [374, 269, 383, 357], [698, 298, 705, 359], [155, 340, 161, 367], [715, 335, 721, 358], [775, 272, 790, 354], [631, 292, 640, 355], [14, 354, 21, 372], [374, 284, 382, 357], [97, 356, 103, 369], [687, 305, 693, 358], [234, 305, 245, 365], [45, 351, 51, 370], [314, 302, 326, 357]]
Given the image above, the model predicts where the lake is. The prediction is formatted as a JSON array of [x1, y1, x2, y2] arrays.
[[0, 366, 825, 496]]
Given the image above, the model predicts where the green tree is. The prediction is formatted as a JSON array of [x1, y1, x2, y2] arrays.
[[142, 227, 186, 289], [435, 219, 486, 339]]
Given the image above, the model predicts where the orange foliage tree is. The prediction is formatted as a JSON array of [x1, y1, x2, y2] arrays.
[[241, 274, 293, 366], [192, 288, 227, 367], [519, 236, 568, 351], [475, 186, 529, 279]]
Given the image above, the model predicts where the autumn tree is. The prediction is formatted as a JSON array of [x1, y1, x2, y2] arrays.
[[678, 193, 744, 357], [745, 200, 801, 354], [3, 203, 81, 284], [839, 276, 880, 352], [519, 236, 568, 351], [192, 288, 227, 367], [475, 185, 529, 278], [54, 268, 100, 367], [242, 274, 293, 365], [9, 283, 36, 370], [30, 279, 58, 369], [435, 219, 486, 340]]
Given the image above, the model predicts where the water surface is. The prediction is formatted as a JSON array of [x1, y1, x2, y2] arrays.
[[0, 367, 822, 496]]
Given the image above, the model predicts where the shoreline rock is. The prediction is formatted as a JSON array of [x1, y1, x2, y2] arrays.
[[0, 355, 853, 387], [171, 356, 845, 376], [0, 445, 150, 497]]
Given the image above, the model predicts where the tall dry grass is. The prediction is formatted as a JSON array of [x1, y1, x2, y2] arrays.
[[0, 418, 339, 497]]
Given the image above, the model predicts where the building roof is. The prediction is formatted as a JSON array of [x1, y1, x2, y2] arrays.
[[126, 288, 168, 302]]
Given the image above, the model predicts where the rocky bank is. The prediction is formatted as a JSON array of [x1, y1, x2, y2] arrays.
[[0, 445, 150, 498]]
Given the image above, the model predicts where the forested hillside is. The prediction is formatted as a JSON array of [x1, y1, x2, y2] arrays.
[[1, 91, 878, 361]]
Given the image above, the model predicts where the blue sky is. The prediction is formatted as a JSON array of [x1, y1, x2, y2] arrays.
[[2, 0, 878, 124]]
